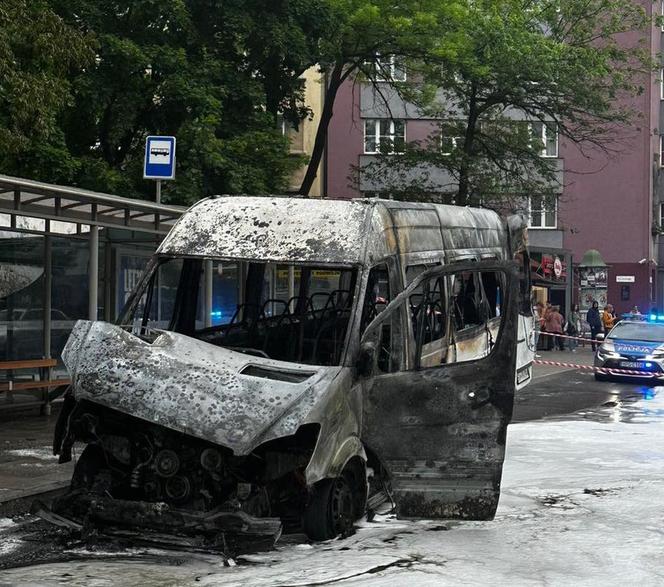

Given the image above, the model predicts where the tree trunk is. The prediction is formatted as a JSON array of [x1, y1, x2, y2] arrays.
[[298, 61, 347, 197], [457, 88, 479, 206]]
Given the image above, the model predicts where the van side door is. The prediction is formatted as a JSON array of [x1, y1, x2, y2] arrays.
[[359, 261, 518, 520]]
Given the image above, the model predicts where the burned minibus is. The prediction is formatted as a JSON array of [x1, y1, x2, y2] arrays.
[[50, 196, 534, 544]]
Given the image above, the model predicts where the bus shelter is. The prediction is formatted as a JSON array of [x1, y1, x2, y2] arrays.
[[0, 174, 184, 372]]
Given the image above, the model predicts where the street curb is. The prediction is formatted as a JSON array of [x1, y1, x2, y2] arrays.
[[0, 485, 67, 518]]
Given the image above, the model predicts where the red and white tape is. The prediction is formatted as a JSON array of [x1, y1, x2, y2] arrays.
[[534, 359, 663, 377], [538, 331, 597, 343]]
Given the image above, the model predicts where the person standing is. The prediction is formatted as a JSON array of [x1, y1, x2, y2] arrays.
[[587, 301, 602, 351], [540, 302, 551, 348], [602, 304, 617, 334], [567, 304, 581, 352], [532, 300, 543, 357], [544, 305, 565, 350]]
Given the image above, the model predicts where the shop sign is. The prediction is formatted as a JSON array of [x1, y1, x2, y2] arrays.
[[553, 257, 562, 278], [532, 253, 566, 283], [615, 275, 635, 283]]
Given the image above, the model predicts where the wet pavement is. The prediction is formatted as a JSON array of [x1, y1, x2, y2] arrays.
[[0, 404, 74, 508], [514, 347, 654, 423], [1, 354, 663, 584]]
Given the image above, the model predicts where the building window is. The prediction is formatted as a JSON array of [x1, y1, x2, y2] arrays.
[[440, 121, 465, 155], [660, 136, 664, 166], [364, 119, 406, 154], [277, 115, 305, 153], [659, 202, 664, 227], [661, 68, 664, 100], [528, 194, 557, 229], [661, 0, 664, 32], [530, 121, 558, 157], [366, 54, 406, 82]]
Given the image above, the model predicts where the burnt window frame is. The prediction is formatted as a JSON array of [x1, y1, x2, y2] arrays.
[[359, 261, 515, 373], [359, 258, 406, 374]]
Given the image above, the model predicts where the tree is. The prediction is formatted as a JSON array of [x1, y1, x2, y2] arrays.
[[0, 0, 94, 183], [356, 0, 652, 208], [43, 0, 335, 204], [298, 0, 457, 195]]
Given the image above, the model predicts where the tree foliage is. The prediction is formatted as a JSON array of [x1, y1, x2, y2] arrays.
[[356, 0, 653, 207], [0, 0, 334, 204], [0, 0, 94, 183], [298, 0, 458, 194], [0, 0, 654, 206]]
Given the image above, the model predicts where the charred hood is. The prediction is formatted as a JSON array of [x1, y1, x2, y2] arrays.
[[62, 321, 342, 454]]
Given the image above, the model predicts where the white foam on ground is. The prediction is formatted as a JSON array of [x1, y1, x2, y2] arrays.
[[5, 448, 56, 461], [0, 538, 21, 557], [2, 392, 664, 585]]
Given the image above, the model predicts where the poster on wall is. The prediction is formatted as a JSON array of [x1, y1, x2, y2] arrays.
[[580, 288, 607, 310], [578, 268, 607, 288], [116, 253, 151, 317]]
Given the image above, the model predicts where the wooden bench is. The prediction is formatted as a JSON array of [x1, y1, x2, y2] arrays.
[[0, 359, 71, 415]]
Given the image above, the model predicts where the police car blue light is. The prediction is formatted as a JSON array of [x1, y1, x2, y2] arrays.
[[646, 314, 664, 322]]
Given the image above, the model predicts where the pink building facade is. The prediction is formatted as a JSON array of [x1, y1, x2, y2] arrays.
[[323, 6, 663, 317]]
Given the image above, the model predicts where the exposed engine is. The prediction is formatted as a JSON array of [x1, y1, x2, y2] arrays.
[[55, 400, 319, 531]]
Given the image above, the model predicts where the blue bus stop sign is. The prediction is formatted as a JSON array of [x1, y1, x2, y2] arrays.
[[143, 136, 176, 180]]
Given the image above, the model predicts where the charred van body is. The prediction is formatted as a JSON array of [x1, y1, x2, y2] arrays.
[[50, 196, 533, 543]]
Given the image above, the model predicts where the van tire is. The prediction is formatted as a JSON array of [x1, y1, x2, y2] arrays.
[[303, 472, 356, 541], [594, 373, 608, 382]]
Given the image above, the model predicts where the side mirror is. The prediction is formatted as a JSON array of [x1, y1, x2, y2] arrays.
[[595, 333, 605, 342], [357, 341, 376, 377]]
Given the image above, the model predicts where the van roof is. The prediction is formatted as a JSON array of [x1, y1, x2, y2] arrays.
[[157, 196, 508, 264]]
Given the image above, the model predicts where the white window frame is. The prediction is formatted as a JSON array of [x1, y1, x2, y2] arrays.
[[661, 0, 664, 32], [366, 54, 406, 82], [527, 195, 558, 229], [660, 135, 664, 167], [440, 121, 465, 155], [441, 135, 462, 156], [529, 121, 558, 158], [660, 67, 664, 100], [363, 119, 406, 154], [277, 114, 305, 154]]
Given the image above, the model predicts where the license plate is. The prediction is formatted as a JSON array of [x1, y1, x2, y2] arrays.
[[517, 367, 531, 384], [619, 361, 642, 369]]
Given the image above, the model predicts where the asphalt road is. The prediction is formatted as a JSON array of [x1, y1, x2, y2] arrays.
[[514, 361, 659, 423]]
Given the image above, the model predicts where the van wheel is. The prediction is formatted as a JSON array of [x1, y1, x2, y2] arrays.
[[594, 373, 609, 382], [303, 472, 356, 541]]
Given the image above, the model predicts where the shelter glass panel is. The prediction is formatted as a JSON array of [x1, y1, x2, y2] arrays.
[[0, 230, 45, 361]]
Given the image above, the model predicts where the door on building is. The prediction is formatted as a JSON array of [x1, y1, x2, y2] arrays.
[[549, 289, 566, 315]]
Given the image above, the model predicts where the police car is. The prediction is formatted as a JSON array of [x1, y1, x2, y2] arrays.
[[594, 315, 664, 380]]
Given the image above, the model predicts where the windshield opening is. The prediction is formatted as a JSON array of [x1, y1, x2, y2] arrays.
[[120, 257, 358, 366], [608, 322, 664, 343]]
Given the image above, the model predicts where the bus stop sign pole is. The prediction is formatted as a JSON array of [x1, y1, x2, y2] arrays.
[[144, 136, 176, 202]]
